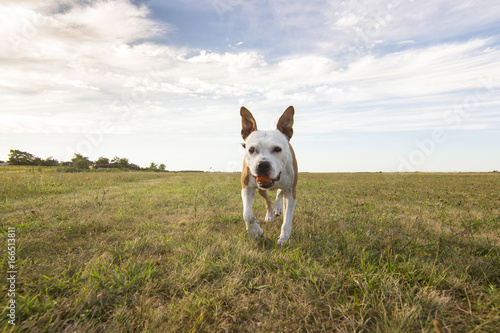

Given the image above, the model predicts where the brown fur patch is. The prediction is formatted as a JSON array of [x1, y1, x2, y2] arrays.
[[258, 189, 272, 214], [277, 106, 294, 140], [240, 107, 258, 140], [290, 143, 298, 199], [241, 159, 251, 189]]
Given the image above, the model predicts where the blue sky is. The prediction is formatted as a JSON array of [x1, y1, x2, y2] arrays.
[[1, 0, 499, 171]]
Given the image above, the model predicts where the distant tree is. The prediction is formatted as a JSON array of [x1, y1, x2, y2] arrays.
[[129, 163, 141, 170], [42, 157, 59, 166], [111, 156, 129, 169], [149, 162, 158, 171], [33, 157, 43, 166], [159, 164, 166, 172], [118, 158, 129, 168], [95, 157, 109, 165], [72, 154, 92, 170], [7, 150, 59, 166], [8, 149, 36, 165]]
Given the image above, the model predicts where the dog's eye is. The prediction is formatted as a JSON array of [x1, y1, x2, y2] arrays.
[[273, 147, 282, 153], [248, 147, 256, 154]]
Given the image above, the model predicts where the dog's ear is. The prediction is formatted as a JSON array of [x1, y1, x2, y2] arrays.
[[277, 106, 294, 140], [240, 106, 257, 140]]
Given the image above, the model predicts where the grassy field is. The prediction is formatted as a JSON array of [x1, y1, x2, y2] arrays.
[[1, 166, 499, 332]]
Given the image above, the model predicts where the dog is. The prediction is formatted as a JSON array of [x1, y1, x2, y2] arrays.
[[240, 106, 298, 245]]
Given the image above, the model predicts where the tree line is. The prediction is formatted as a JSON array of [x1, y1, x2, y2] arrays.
[[3, 150, 167, 172]]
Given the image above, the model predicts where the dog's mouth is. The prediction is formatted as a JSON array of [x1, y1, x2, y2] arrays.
[[253, 172, 281, 189]]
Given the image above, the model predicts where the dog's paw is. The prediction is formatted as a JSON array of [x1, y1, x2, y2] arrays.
[[277, 234, 290, 246], [247, 220, 264, 239], [265, 211, 275, 222]]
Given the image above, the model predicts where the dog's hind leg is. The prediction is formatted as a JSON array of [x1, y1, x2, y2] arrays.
[[258, 189, 275, 222], [274, 189, 283, 217]]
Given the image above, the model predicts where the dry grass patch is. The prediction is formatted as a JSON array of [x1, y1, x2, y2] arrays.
[[1, 168, 499, 332]]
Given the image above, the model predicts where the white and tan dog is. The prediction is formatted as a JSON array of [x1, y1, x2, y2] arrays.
[[240, 106, 298, 245]]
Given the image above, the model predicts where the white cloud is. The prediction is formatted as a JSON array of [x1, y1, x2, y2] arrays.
[[1, 0, 500, 139], [1, 0, 500, 171], [0, 1, 168, 58], [234, 0, 500, 57], [327, 39, 499, 100], [55, 1, 164, 43], [335, 13, 360, 28]]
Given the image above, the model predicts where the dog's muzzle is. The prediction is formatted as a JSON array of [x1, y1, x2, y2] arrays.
[[253, 172, 281, 189]]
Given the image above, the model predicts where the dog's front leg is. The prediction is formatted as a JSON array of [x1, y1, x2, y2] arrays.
[[277, 189, 295, 246], [241, 187, 264, 239]]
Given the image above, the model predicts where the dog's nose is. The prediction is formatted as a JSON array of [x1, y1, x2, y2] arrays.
[[257, 161, 271, 175]]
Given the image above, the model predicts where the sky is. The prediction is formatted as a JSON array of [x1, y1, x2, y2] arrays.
[[1, 0, 500, 172]]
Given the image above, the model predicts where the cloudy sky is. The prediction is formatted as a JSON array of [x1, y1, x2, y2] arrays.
[[1, 0, 499, 172]]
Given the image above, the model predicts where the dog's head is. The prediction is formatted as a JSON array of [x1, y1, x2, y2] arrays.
[[241, 106, 294, 189]]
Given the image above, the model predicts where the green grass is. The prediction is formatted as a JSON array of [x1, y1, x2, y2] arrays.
[[1, 167, 499, 332]]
